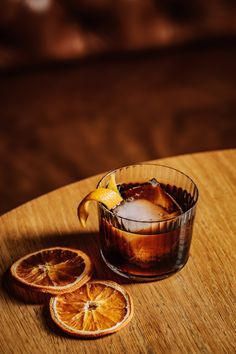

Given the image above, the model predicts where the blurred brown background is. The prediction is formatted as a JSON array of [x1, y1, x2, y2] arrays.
[[0, 0, 236, 215]]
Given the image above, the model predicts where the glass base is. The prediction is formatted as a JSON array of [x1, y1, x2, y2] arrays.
[[100, 250, 188, 282]]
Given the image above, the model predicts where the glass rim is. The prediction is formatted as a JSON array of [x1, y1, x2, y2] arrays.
[[97, 163, 199, 224]]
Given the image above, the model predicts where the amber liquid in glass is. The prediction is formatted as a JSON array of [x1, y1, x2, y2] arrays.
[[99, 182, 196, 279]]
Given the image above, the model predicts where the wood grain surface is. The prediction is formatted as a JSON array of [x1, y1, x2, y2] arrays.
[[0, 150, 235, 354]]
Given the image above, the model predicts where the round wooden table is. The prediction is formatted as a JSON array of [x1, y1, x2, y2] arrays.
[[1, 150, 235, 354]]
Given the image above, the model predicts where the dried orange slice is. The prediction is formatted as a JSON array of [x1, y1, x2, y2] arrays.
[[9, 247, 93, 303], [49, 280, 133, 338]]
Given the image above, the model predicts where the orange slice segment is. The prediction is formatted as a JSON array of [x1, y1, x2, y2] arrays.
[[78, 187, 123, 228], [49, 280, 133, 338], [9, 247, 93, 303]]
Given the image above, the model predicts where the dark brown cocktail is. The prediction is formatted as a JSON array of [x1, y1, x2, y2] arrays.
[[98, 165, 198, 281]]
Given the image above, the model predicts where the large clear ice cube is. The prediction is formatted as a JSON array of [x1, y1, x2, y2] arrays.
[[113, 183, 182, 233], [121, 181, 182, 214], [114, 199, 176, 222]]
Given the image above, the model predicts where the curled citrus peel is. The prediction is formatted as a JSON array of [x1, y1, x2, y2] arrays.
[[107, 173, 120, 194], [78, 174, 123, 228]]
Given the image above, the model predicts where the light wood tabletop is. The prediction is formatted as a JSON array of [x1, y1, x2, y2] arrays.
[[0, 149, 235, 354]]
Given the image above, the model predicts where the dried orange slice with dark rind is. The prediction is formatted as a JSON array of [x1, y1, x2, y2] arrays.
[[49, 280, 133, 338], [9, 247, 93, 303]]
